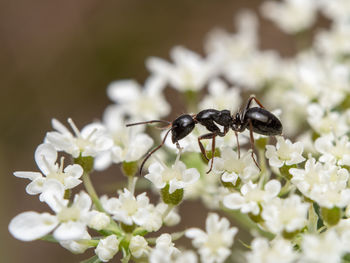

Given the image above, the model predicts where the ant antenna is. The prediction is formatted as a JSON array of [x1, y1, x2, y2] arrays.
[[138, 128, 173, 176], [126, 120, 170, 127]]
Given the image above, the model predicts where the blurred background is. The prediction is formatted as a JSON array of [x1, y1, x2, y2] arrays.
[[1, 0, 312, 261]]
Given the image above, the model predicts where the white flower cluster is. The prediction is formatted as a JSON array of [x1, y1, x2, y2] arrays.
[[9, 0, 350, 262]]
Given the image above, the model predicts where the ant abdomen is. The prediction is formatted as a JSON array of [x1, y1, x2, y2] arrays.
[[244, 107, 282, 136], [171, 114, 196, 143]]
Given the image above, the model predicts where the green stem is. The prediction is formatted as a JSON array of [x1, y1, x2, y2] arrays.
[[162, 204, 174, 221], [258, 148, 269, 188], [82, 171, 105, 212], [128, 176, 137, 195], [279, 180, 294, 197], [223, 207, 275, 240]]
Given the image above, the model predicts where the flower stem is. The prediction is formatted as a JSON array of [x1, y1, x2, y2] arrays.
[[82, 172, 123, 236], [223, 207, 274, 240], [82, 171, 105, 212], [162, 204, 174, 221]]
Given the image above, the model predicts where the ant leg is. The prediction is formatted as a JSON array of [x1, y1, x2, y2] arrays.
[[198, 134, 210, 161], [245, 95, 265, 110], [139, 128, 172, 176], [241, 95, 266, 122], [198, 131, 223, 161], [248, 120, 261, 171], [126, 120, 170, 127], [235, 131, 240, 159], [207, 135, 216, 174]]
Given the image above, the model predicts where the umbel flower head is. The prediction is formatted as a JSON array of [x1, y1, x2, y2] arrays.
[[101, 188, 162, 232], [14, 143, 83, 199], [145, 153, 200, 194], [186, 213, 238, 263], [94, 106, 154, 170], [9, 181, 94, 241], [45, 118, 113, 158], [9, 0, 350, 262]]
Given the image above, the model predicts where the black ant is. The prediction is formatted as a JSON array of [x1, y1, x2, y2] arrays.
[[126, 95, 282, 175]]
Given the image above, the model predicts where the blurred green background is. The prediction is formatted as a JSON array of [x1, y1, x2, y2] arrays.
[[0, 0, 302, 262]]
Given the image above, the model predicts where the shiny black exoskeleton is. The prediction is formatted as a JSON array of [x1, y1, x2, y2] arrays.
[[126, 95, 282, 175]]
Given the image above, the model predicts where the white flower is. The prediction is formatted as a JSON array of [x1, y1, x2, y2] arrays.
[[145, 156, 200, 194], [315, 23, 350, 57], [174, 250, 198, 263], [213, 147, 260, 184], [9, 182, 93, 241], [223, 180, 281, 215], [95, 235, 119, 262], [307, 103, 348, 137], [290, 158, 350, 208], [204, 10, 258, 65], [265, 136, 305, 168], [184, 170, 222, 209], [186, 213, 238, 263], [87, 211, 110, 231], [261, 195, 309, 234], [198, 78, 241, 111], [300, 230, 346, 263], [315, 135, 350, 166], [246, 237, 298, 263], [60, 231, 92, 254], [45, 118, 113, 158], [9, 211, 59, 242], [146, 46, 216, 92], [150, 233, 180, 263], [318, 0, 350, 22], [223, 50, 280, 89], [290, 157, 324, 197], [107, 76, 170, 120], [94, 106, 153, 170], [129, 235, 150, 258], [52, 190, 93, 241], [261, 0, 318, 34], [333, 219, 350, 251], [14, 143, 83, 198], [101, 188, 162, 232]]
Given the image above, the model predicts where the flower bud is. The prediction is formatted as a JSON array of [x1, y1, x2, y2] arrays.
[[129, 235, 149, 258], [95, 235, 119, 262], [88, 211, 110, 231]]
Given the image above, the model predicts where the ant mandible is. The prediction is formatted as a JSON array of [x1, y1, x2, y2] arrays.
[[126, 95, 282, 175]]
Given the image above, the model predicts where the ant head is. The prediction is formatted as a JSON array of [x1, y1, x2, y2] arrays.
[[231, 112, 242, 131]]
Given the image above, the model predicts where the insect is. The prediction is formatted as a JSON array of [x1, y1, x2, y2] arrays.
[[126, 95, 282, 175]]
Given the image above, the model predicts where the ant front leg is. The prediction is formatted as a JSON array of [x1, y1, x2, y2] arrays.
[[139, 128, 172, 176], [198, 132, 218, 174], [248, 120, 261, 171]]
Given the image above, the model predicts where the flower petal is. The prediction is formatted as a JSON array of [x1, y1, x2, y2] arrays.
[[35, 143, 58, 175], [53, 221, 86, 241], [9, 211, 58, 241]]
